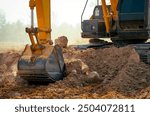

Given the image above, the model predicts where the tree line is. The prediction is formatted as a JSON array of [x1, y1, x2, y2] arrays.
[[0, 11, 29, 43], [0, 11, 81, 44]]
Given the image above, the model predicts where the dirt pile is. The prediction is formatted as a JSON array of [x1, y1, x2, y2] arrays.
[[0, 52, 20, 87], [0, 46, 150, 99]]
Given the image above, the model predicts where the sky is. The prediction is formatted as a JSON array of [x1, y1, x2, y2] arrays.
[[0, 0, 100, 26], [0, 0, 29, 24], [0, 0, 112, 26]]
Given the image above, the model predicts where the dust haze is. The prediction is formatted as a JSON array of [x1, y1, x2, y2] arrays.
[[0, 14, 85, 52]]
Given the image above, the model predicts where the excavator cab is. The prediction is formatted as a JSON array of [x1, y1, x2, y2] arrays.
[[17, 0, 66, 83]]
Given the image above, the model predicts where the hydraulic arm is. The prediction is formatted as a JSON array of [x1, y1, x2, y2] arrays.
[[17, 0, 66, 83]]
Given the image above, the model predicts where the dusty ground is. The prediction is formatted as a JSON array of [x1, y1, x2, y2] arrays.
[[0, 46, 150, 99]]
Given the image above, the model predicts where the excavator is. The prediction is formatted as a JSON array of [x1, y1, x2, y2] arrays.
[[17, 0, 66, 83], [18, 0, 150, 83], [81, 0, 149, 44], [81, 0, 150, 64]]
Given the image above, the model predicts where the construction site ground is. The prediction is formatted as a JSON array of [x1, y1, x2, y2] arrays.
[[0, 45, 150, 99]]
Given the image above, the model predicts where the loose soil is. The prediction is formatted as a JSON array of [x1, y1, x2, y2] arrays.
[[0, 46, 150, 99]]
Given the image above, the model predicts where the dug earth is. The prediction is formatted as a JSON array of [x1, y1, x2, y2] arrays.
[[0, 45, 150, 99]]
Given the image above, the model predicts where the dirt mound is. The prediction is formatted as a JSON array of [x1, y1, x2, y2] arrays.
[[0, 52, 20, 87], [0, 46, 150, 99], [63, 46, 150, 98]]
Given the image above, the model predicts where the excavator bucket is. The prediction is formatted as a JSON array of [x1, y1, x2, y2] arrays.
[[17, 44, 66, 83]]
